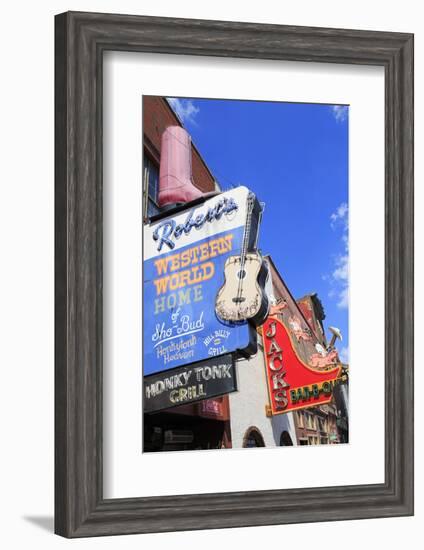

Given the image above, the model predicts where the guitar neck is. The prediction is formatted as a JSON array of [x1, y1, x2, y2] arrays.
[[240, 193, 254, 265]]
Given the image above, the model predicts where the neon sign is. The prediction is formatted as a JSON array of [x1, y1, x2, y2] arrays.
[[263, 317, 342, 414], [143, 186, 259, 375], [152, 197, 238, 251]]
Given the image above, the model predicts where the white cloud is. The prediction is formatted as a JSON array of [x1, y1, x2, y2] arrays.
[[167, 98, 200, 125], [330, 105, 348, 123], [339, 346, 349, 363], [336, 286, 349, 309], [330, 201, 348, 229], [327, 203, 349, 309], [333, 254, 348, 283]]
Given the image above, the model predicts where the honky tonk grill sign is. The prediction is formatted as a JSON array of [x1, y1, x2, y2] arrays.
[[143, 354, 237, 413], [263, 317, 342, 415]]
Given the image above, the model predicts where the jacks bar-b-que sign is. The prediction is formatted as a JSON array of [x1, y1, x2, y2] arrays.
[[143, 354, 237, 413], [263, 317, 342, 414], [143, 186, 262, 376]]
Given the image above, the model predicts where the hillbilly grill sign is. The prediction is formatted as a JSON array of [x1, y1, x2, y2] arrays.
[[143, 186, 261, 376], [263, 317, 342, 414], [143, 354, 237, 413]]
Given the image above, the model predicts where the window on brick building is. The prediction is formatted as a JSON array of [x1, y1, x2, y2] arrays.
[[305, 412, 316, 430], [143, 154, 160, 220], [318, 417, 327, 432], [297, 410, 304, 428]]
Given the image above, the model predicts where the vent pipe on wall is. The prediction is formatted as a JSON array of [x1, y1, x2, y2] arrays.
[[158, 126, 205, 208]]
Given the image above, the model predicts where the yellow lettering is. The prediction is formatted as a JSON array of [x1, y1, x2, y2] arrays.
[[199, 243, 210, 262], [200, 261, 214, 282], [169, 255, 180, 271], [169, 273, 180, 291], [180, 250, 191, 268], [153, 277, 170, 295], [154, 257, 171, 276]]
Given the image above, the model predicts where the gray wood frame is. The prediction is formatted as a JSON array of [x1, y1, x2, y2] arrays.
[[55, 11, 414, 538]]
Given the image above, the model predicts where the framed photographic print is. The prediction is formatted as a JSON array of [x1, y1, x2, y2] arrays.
[[55, 11, 414, 537]]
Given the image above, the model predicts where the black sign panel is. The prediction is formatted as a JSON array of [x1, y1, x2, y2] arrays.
[[143, 354, 237, 413]]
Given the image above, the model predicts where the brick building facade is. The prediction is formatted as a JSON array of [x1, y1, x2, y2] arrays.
[[143, 96, 218, 220]]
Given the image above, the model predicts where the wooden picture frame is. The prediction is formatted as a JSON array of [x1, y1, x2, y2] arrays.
[[55, 11, 414, 537]]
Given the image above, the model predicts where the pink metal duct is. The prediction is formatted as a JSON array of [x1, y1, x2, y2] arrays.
[[158, 126, 205, 207]]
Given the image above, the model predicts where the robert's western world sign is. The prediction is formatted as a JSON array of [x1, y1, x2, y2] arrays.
[[143, 354, 237, 412], [143, 187, 261, 376]]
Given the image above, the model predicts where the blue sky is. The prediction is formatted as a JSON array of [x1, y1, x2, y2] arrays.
[[167, 97, 349, 362]]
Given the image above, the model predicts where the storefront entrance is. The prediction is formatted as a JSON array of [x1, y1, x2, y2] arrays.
[[144, 398, 232, 452]]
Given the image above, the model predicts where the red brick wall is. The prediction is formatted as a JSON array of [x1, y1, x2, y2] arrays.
[[143, 96, 216, 193]]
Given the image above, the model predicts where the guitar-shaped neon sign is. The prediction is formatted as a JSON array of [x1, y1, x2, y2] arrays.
[[215, 192, 269, 326]]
